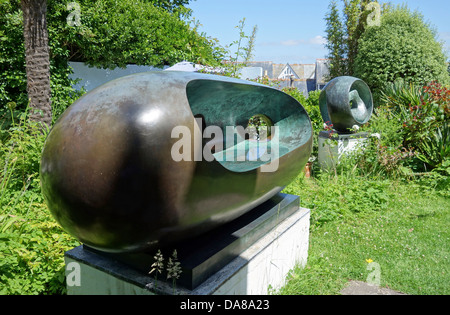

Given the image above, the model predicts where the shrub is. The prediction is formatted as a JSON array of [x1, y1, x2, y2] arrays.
[[54, 0, 225, 69], [354, 5, 450, 101], [339, 135, 416, 179], [381, 80, 450, 170], [282, 88, 323, 157], [0, 109, 80, 294], [282, 88, 322, 132]]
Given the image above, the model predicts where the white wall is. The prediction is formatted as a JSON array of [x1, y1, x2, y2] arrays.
[[69, 61, 166, 92], [239, 67, 263, 80]]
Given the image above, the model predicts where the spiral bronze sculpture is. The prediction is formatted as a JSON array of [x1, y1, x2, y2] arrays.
[[319, 76, 373, 133]]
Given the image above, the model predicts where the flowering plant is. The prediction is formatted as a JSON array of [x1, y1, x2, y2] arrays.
[[382, 80, 449, 170]]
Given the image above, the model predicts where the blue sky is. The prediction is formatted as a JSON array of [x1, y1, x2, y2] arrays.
[[188, 0, 450, 64]]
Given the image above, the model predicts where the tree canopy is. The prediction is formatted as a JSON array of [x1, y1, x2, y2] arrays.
[[354, 5, 450, 98], [0, 0, 224, 123], [149, 0, 194, 13], [52, 0, 223, 69]]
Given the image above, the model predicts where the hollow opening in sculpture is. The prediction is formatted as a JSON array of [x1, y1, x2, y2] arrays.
[[246, 114, 274, 141], [349, 81, 373, 124], [186, 79, 311, 173]]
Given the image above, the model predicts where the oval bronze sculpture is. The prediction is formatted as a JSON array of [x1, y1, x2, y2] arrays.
[[319, 76, 373, 133], [40, 71, 313, 253]]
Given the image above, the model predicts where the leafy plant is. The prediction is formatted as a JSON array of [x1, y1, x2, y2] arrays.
[[149, 249, 164, 288], [0, 108, 80, 295], [380, 80, 450, 171], [148, 249, 183, 293], [416, 122, 449, 170], [282, 88, 323, 157], [343, 135, 416, 178], [59, 0, 224, 69], [1, 107, 47, 196], [219, 18, 258, 78], [166, 250, 182, 294]]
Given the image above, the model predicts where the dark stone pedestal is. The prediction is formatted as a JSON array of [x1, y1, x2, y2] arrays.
[[65, 193, 310, 295]]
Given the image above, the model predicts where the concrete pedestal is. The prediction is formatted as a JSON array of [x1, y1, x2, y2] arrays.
[[318, 131, 370, 170], [64, 193, 310, 295]]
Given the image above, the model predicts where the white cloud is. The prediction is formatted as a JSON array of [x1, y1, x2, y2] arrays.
[[438, 32, 450, 54], [279, 36, 327, 47], [309, 35, 327, 45], [439, 32, 450, 41], [280, 39, 304, 46]]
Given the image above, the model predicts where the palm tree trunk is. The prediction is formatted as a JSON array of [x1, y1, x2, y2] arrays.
[[21, 0, 52, 129]]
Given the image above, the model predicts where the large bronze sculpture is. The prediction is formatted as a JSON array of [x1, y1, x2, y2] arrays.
[[41, 71, 313, 253]]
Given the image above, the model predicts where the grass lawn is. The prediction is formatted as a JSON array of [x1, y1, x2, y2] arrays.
[[278, 173, 449, 295]]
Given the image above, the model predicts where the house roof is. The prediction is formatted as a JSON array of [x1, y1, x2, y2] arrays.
[[277, 64, 299, 79]]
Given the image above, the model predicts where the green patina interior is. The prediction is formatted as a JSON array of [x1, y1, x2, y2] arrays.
[[186, 79, 311, 172], [349, 81, 373, 124]]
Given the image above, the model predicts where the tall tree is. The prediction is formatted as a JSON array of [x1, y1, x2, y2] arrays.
[[21, 0, 52, 129], [344, 0, 371, 76], [325, 0, 346, 79], [325, 0, 375, 78]]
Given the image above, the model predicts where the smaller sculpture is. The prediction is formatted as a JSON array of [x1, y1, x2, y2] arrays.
[[319, 76, 373, 133]]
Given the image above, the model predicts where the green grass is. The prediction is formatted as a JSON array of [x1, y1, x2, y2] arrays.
[[278, 173, 449, 295]]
